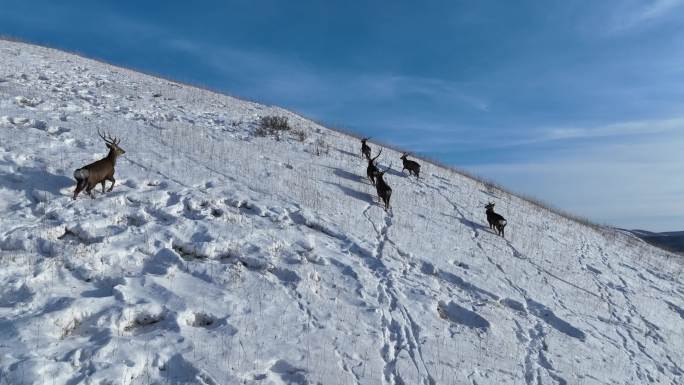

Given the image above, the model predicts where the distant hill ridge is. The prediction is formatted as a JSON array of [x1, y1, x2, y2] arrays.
[[630, 229, 684, 254]]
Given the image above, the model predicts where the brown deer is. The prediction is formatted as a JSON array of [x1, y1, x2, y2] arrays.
[[366, 149, 382, 185], [400, 153, 421, 178], [374, 164, 392, 211], [73, 130, 125, 200], [361, 137, 371, 160], [485, 202, 507, 237]]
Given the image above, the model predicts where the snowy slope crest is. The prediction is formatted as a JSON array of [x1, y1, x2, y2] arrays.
[[0, 40, 682, 385]]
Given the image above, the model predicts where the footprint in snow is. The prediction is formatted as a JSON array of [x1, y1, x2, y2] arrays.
[[437, 300, 491, 330]]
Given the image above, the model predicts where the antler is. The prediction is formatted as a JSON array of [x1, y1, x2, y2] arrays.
[[371, 148, 382, 161], [98, 129, 121, 145]]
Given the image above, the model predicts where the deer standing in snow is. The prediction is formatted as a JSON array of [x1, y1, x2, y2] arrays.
[[374, 164, 392, 211], [73, 130, 125, 200], [400, 153, 421, 178], [485, 202, 507, 237], [366, 149, 382, 185], [361, 137, 371, 160]]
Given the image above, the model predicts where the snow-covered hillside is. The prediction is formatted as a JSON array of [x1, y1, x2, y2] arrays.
[[0, 40, 682, 385]]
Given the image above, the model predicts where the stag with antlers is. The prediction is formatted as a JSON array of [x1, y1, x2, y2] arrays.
[[73, 130, 125, 200], [366, 149, 382, 185], [374, 163, 393, 211], [400, 153, 421, 178]]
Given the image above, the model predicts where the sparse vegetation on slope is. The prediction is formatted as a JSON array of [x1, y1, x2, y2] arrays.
[[0, 39, 682, 385]]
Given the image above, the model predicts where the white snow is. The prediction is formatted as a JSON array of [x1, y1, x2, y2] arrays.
[[0, 40, 682, 385]]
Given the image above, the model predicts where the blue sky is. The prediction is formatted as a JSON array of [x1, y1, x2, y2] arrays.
[[2, 0, 683, 231]]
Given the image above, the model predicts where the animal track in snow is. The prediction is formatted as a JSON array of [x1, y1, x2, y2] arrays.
[[437, 300, 490, 330]]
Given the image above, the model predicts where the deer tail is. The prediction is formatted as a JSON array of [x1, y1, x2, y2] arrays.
[[74, 168, 89, 180]]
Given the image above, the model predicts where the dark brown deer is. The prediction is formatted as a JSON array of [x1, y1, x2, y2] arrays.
[[400, 153, 421, 178], [366, 149, 382, 185], [485, 202, 507, 237], [361, 137, 371, 160], [374, 164, 392, 211], [73, 130, 125, 200]]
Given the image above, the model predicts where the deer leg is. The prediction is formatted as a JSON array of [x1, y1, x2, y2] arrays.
[[73, 180, 86, 200], [86, 185, 95, 199], [101, 180, 106, 193], [106, 176, 115, 192]]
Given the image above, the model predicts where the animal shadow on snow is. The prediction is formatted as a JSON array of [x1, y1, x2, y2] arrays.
[[326, 166, 365, 184], [377, 164, 405, 178], [0, 166, 73, 203], [443, 213, 490, 234], [270, 360, 307, 385], [325, 182, 374, 204], [335, 148, 360, 158]]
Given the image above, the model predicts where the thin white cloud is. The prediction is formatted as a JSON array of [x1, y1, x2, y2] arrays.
[[163, 38, 489, 112], [467, 127, 684, 231], [467, 117, 684, 151], [541, 116, 684, 140], [600, 0, 684, 34], [640, 0, 684, 20]]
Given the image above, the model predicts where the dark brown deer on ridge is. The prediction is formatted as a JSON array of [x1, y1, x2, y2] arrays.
[[485, 202, 507, 237], [400, 153, 421, 178], [374, 164, 392, 211], [73, 130, 125, 200], [361, 137, 371, 160], [366, 149, 382, 185]]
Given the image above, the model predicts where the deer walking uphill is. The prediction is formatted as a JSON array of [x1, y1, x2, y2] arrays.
[[73, 130, 125, 200], [360, 137, 371, 160], [400, 153, 421, 178], [366, 149, 382, 185], [374, 164, 393, 211], [485, 202, 507, 237]]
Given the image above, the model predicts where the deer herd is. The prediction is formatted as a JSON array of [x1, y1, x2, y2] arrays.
[[71, 132, 508, 237], [358, 137, 508, 237]]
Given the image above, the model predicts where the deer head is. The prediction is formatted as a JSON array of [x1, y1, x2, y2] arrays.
[[98, 129, 125, 156], [485, 202, 495, 210]]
